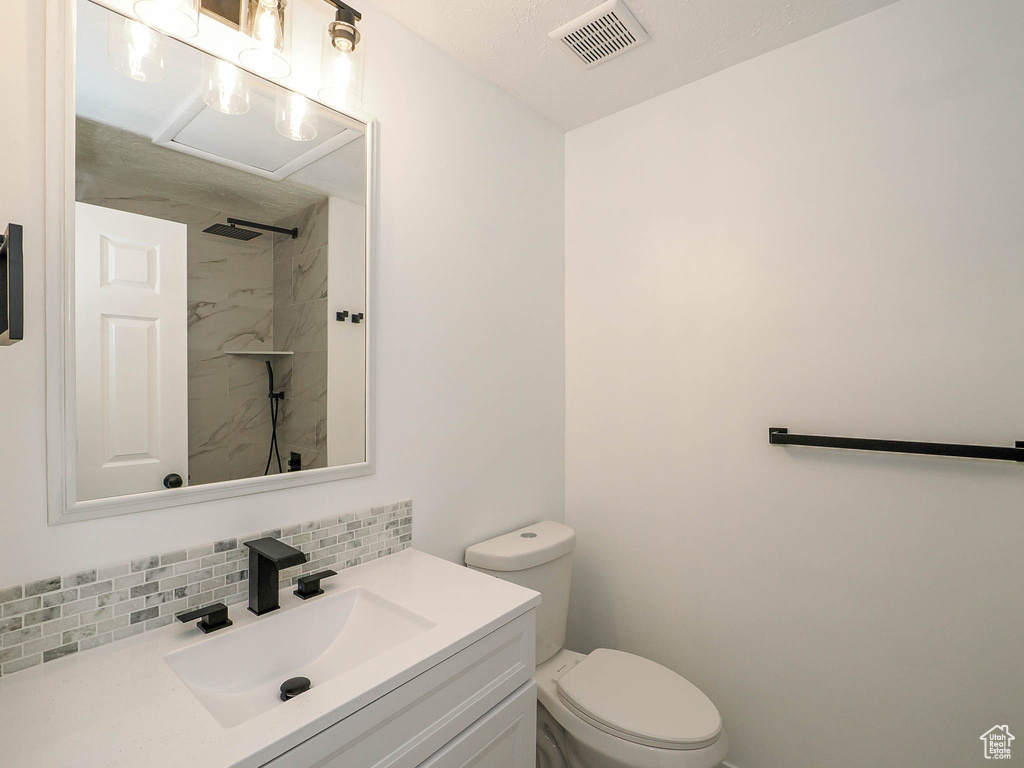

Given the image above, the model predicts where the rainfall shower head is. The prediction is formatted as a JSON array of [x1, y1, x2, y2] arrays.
[[203, 222, 263, 241], [203, 218, 300, 241]]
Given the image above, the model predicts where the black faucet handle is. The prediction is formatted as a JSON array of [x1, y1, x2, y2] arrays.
[[176, 603, 233, 634], [294, 570, 338, 600]]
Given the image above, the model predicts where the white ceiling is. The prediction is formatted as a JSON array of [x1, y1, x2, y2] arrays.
[[371, 0, 901, 130]]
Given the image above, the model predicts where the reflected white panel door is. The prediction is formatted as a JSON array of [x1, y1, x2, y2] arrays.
[[75, 202, 188, 500]]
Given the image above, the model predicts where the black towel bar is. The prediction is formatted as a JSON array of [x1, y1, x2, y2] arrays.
[[768, 427, 1024, 463]]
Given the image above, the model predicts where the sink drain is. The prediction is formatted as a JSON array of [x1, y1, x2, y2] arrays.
[[280, 677, 312, 701]]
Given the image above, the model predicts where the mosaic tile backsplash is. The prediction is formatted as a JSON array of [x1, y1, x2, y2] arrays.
[[0, 501, 412, 678]]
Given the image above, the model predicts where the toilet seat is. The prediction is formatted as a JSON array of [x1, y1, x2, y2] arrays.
[[556, 649, 722, 750]]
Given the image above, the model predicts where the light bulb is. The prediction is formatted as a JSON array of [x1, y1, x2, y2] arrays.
[[203, 58, 250, 115], [108, 18, 165, 83], [276, 92, 317, 142], [134, 0, 200, 39], [319, 51, 351, 106], [240, 0, 291, 78], [251, 0, 284, 50], [332, 52, 352, 88]]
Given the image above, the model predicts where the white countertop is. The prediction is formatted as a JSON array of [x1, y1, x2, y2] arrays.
[[0, 549, 540, 768]]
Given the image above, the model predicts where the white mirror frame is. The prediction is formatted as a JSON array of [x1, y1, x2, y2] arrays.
[[44, 0, 377, 524]]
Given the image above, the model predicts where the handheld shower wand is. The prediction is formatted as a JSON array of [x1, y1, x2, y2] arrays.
[[264, 360, 285, 475]]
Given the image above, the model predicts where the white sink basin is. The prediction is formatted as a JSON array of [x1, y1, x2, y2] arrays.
[[164, 587, 436, 728]]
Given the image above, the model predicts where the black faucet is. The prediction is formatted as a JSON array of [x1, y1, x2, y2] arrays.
[[244, 537, 308, 615]]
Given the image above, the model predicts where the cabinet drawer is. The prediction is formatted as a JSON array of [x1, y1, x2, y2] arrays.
[[418, 682, 536, 768], [263, 610, 535, 768]]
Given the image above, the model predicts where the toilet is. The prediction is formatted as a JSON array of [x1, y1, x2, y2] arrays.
[[465, 521, 728, 768]]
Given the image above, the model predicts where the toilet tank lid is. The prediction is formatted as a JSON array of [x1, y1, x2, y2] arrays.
[[465, 521, 576, 571]]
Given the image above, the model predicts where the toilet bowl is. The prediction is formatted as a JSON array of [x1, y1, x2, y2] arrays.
[[536, 649, 728, 768], [465, 522, 728, 768]]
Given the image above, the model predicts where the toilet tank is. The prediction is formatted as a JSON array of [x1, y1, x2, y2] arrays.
[[465, 521, 576, 665]]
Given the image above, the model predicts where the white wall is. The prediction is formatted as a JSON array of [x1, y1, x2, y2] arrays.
[[327, 196, 367, 467], [0, 0, 564, 585], [564, 2, 1024, 767]]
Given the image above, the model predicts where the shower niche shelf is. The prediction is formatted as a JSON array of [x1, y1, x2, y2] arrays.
[[225, 350, 294, 363]]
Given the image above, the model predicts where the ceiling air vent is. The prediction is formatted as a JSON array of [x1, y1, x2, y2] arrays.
[[549, 0, 650, 69]]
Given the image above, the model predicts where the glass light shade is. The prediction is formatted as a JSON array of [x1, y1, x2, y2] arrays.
[[276, 91, 317, 142], [107, 18, 165, 83], [134, 0, 200, 39], [239, 0, 291, 78], [203, 58, 250, 115], [318, 27, 364, 111]]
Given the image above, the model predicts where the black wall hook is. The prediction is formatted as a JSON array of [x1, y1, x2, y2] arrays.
[[335, 310, 364, 324]]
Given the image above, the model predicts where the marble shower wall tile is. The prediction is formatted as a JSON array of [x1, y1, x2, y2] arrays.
[[289, 352, 329, 401], [274, 200, 330, 472], [273, 200, 328, 263], [226, 354, 273, 401], [275, 300, 328, 353], [188, 394, 274, 484], [187, 303, 273, 352], [186, 256, 236, 303], [228, 439, 272, 480], [0, 503, 413, 678], [187, 398, 234, 479], [185, 223, 275, 485], [279, 399, 317, 453], [187, 350, 228, 401], [274, 258, 294, 305], [293, 245, 329, 304], [229, 257, 274, 307]]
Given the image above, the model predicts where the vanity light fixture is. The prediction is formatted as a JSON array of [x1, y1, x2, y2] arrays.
[[276, 91, 317, 141], [203, 57, 250, 114], [239, 0, 292, 78], [319, 1, 364, 109], [134, 0, 201, 38], [107, 17, 166, 82]]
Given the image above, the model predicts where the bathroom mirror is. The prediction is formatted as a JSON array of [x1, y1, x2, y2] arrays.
[[44, 0, 375, 522]]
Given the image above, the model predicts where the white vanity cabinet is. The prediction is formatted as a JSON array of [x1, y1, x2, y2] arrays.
[[261, 610, 536, 768], [417, 683, 535, 768]]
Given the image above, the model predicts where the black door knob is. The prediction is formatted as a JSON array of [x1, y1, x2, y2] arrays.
[[163, 473, 183, 489], [280, 677, 312, 701]]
